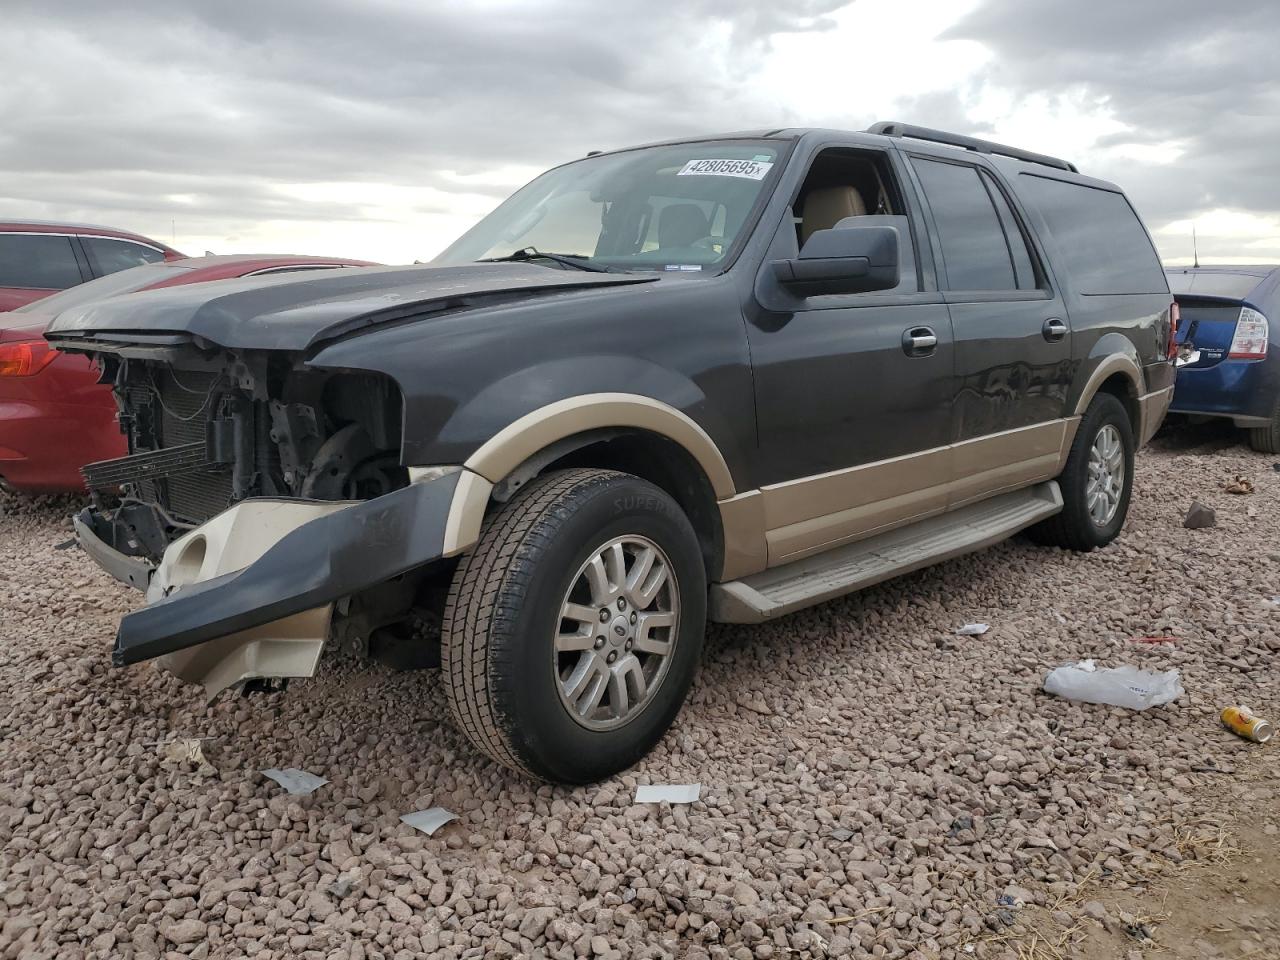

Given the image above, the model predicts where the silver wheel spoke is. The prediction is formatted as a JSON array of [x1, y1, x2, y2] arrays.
[[563, 655, 609, 718], [633, 562, 668, 609], [555, 628, 596, 652], [633, 610, 674, 654], [562, 601, 599, 626], [584, 556, 611, 605], [608, 666, 631, 717], [625, 545, 656, 602], [604, 542, 626, 593]]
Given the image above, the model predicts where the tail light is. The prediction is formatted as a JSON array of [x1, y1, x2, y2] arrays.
[[1228, 306, 1269, 360], [1166, 301, 1180, 360], [0, 340, 58, 378]]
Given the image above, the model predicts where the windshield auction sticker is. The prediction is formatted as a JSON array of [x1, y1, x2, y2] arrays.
[[677, 158, 773, 180]]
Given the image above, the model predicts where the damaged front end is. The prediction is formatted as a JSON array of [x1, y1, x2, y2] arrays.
[[71, 343, 465, 698]]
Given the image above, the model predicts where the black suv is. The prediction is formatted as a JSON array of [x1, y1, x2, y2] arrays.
[[50, 123, 1175, 783]]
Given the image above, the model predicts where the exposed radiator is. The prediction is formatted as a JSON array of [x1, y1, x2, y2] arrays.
[[115, 369, 237, 524]]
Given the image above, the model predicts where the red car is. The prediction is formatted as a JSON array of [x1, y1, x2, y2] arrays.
[[0, 255, 375, 493], [0, 220, 185, 312]]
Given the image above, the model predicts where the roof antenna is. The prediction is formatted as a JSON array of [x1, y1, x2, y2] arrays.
[[1192, 223, 1200, 268]]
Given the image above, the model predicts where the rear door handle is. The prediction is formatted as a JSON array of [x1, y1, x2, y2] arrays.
[[1042, 317, 1068, 342], [902, 326, 938, 356]]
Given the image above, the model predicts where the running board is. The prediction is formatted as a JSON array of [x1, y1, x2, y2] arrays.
[[709, 481, 1063, 624]]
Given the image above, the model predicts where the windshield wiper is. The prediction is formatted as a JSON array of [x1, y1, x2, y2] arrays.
[[479, 247, 620, 273]]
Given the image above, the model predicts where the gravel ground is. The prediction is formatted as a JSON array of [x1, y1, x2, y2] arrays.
[[1, 427, 1277, 960]]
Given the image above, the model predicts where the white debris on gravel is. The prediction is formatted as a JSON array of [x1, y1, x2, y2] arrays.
[[261, 767, 330, 796], [1, 430, 1279, 959], [634, 784, 701, 804], [956, 623, 991, 636], [1042, 661, 1184, 710], [399, 807, 459, 836]]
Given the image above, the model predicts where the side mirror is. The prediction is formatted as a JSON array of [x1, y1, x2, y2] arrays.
[[771, 223, 900, 296]]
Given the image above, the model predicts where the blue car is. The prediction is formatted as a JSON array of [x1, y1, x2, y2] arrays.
[[1166, 265, 1278, 452]]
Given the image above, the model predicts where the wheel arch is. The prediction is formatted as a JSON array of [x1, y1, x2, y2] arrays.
[[450, 394, 742, 580], [1072, 350, 1142, 437]]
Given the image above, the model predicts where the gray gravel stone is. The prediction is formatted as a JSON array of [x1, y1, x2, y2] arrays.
[[1, 439, 1275, 959]]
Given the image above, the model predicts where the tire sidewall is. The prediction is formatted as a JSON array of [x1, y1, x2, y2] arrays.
[[1067, 395, 1135, 547], [495, 475, 706, 784]]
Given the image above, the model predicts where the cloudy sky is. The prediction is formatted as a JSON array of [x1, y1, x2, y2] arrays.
[[3, 0, 1277, 265]]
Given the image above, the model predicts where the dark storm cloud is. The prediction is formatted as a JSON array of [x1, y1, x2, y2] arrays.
[[0, 0, 846, 248], [940, 0, 1280, 250]]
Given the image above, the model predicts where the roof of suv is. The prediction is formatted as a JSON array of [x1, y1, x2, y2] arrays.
[[582, 122, 1116, 190]]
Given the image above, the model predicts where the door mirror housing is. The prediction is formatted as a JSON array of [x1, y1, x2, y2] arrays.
[[772, 222, 900, 296]]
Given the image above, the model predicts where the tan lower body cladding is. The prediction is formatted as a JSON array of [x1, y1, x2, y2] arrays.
[[716, 417, 1081, 576]]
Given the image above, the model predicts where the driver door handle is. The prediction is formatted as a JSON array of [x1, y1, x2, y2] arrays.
[[902, 326, 938, 356], [1042, 317, 1068, 342]]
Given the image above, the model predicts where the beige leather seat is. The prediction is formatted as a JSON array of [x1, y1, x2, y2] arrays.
[[800, 185, 868, 246]]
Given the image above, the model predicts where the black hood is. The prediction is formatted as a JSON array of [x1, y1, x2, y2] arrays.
[[45, 262, 654, 352]]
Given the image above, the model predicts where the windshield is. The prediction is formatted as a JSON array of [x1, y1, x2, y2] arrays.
[[434, 140, 785, 272], [14, 261, 189, 313]]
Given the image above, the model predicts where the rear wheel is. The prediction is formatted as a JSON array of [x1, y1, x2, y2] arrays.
[[1247, 397, 1280, 454], [1029, 393, 1134, 551], [442, 468, 706, 783]]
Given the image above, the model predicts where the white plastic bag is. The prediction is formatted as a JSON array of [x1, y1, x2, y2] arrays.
[[1043, 660, 1183, 710]]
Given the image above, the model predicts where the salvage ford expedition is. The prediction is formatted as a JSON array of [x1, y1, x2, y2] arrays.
[[49, 123, 1176, 783]]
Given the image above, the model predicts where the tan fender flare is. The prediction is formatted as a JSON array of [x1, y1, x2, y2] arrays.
[[1072, 354, 1143, 417], [463, 393, 738, 500]]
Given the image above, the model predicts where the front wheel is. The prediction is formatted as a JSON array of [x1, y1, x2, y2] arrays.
[[1029, 393, 1135, 551], [441, 469, 706, 783]]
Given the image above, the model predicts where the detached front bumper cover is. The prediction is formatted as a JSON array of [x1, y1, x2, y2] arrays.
[[107, 470, 461, 667]]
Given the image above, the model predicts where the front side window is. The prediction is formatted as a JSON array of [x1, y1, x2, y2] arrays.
[[85, 236, 166, 276], [0, 234, 83, 289], [1018, 176, 1167, 295], [911, 157, 1033, 292], [434, 141, 785, 271]]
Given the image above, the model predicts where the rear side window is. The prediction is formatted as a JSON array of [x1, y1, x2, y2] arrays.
[[0, 234, 83, 289], [84, 236, 166, 275], [1018, 176, 1166, 295], [911, 157, 1036, 291]]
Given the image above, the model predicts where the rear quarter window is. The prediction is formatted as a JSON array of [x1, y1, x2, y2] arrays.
[[1018, 175, 1167, 295], [84, 236, 166, 275]]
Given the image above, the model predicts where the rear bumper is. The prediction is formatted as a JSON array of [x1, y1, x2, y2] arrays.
[[0, 397, 124, 493], [76, 469, 475, 695], [1170, 358, 1277, 423]]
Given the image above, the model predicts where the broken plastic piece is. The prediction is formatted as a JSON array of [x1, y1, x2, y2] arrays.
[[158, 737, 208, 763], [956, 623, 990, 636], [1224, 475, 1254, 495], [400, 807, 458, 835], [634, 784, 700, 804], [1043, 661, 1183, 710], [157, 737, 216, 775], [261, 768, 328, 795]]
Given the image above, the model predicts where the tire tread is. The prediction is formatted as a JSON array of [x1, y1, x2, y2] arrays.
[[441, 468, 625, 777]]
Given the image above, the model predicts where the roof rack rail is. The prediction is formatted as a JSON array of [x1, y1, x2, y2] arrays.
[[866, 121, 1078, 173]]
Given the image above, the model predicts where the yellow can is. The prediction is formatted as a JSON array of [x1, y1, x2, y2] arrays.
[[1221, 706, 1274, 744]]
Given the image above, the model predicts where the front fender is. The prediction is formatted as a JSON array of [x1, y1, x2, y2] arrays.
[[428, 357, 742, 498]]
